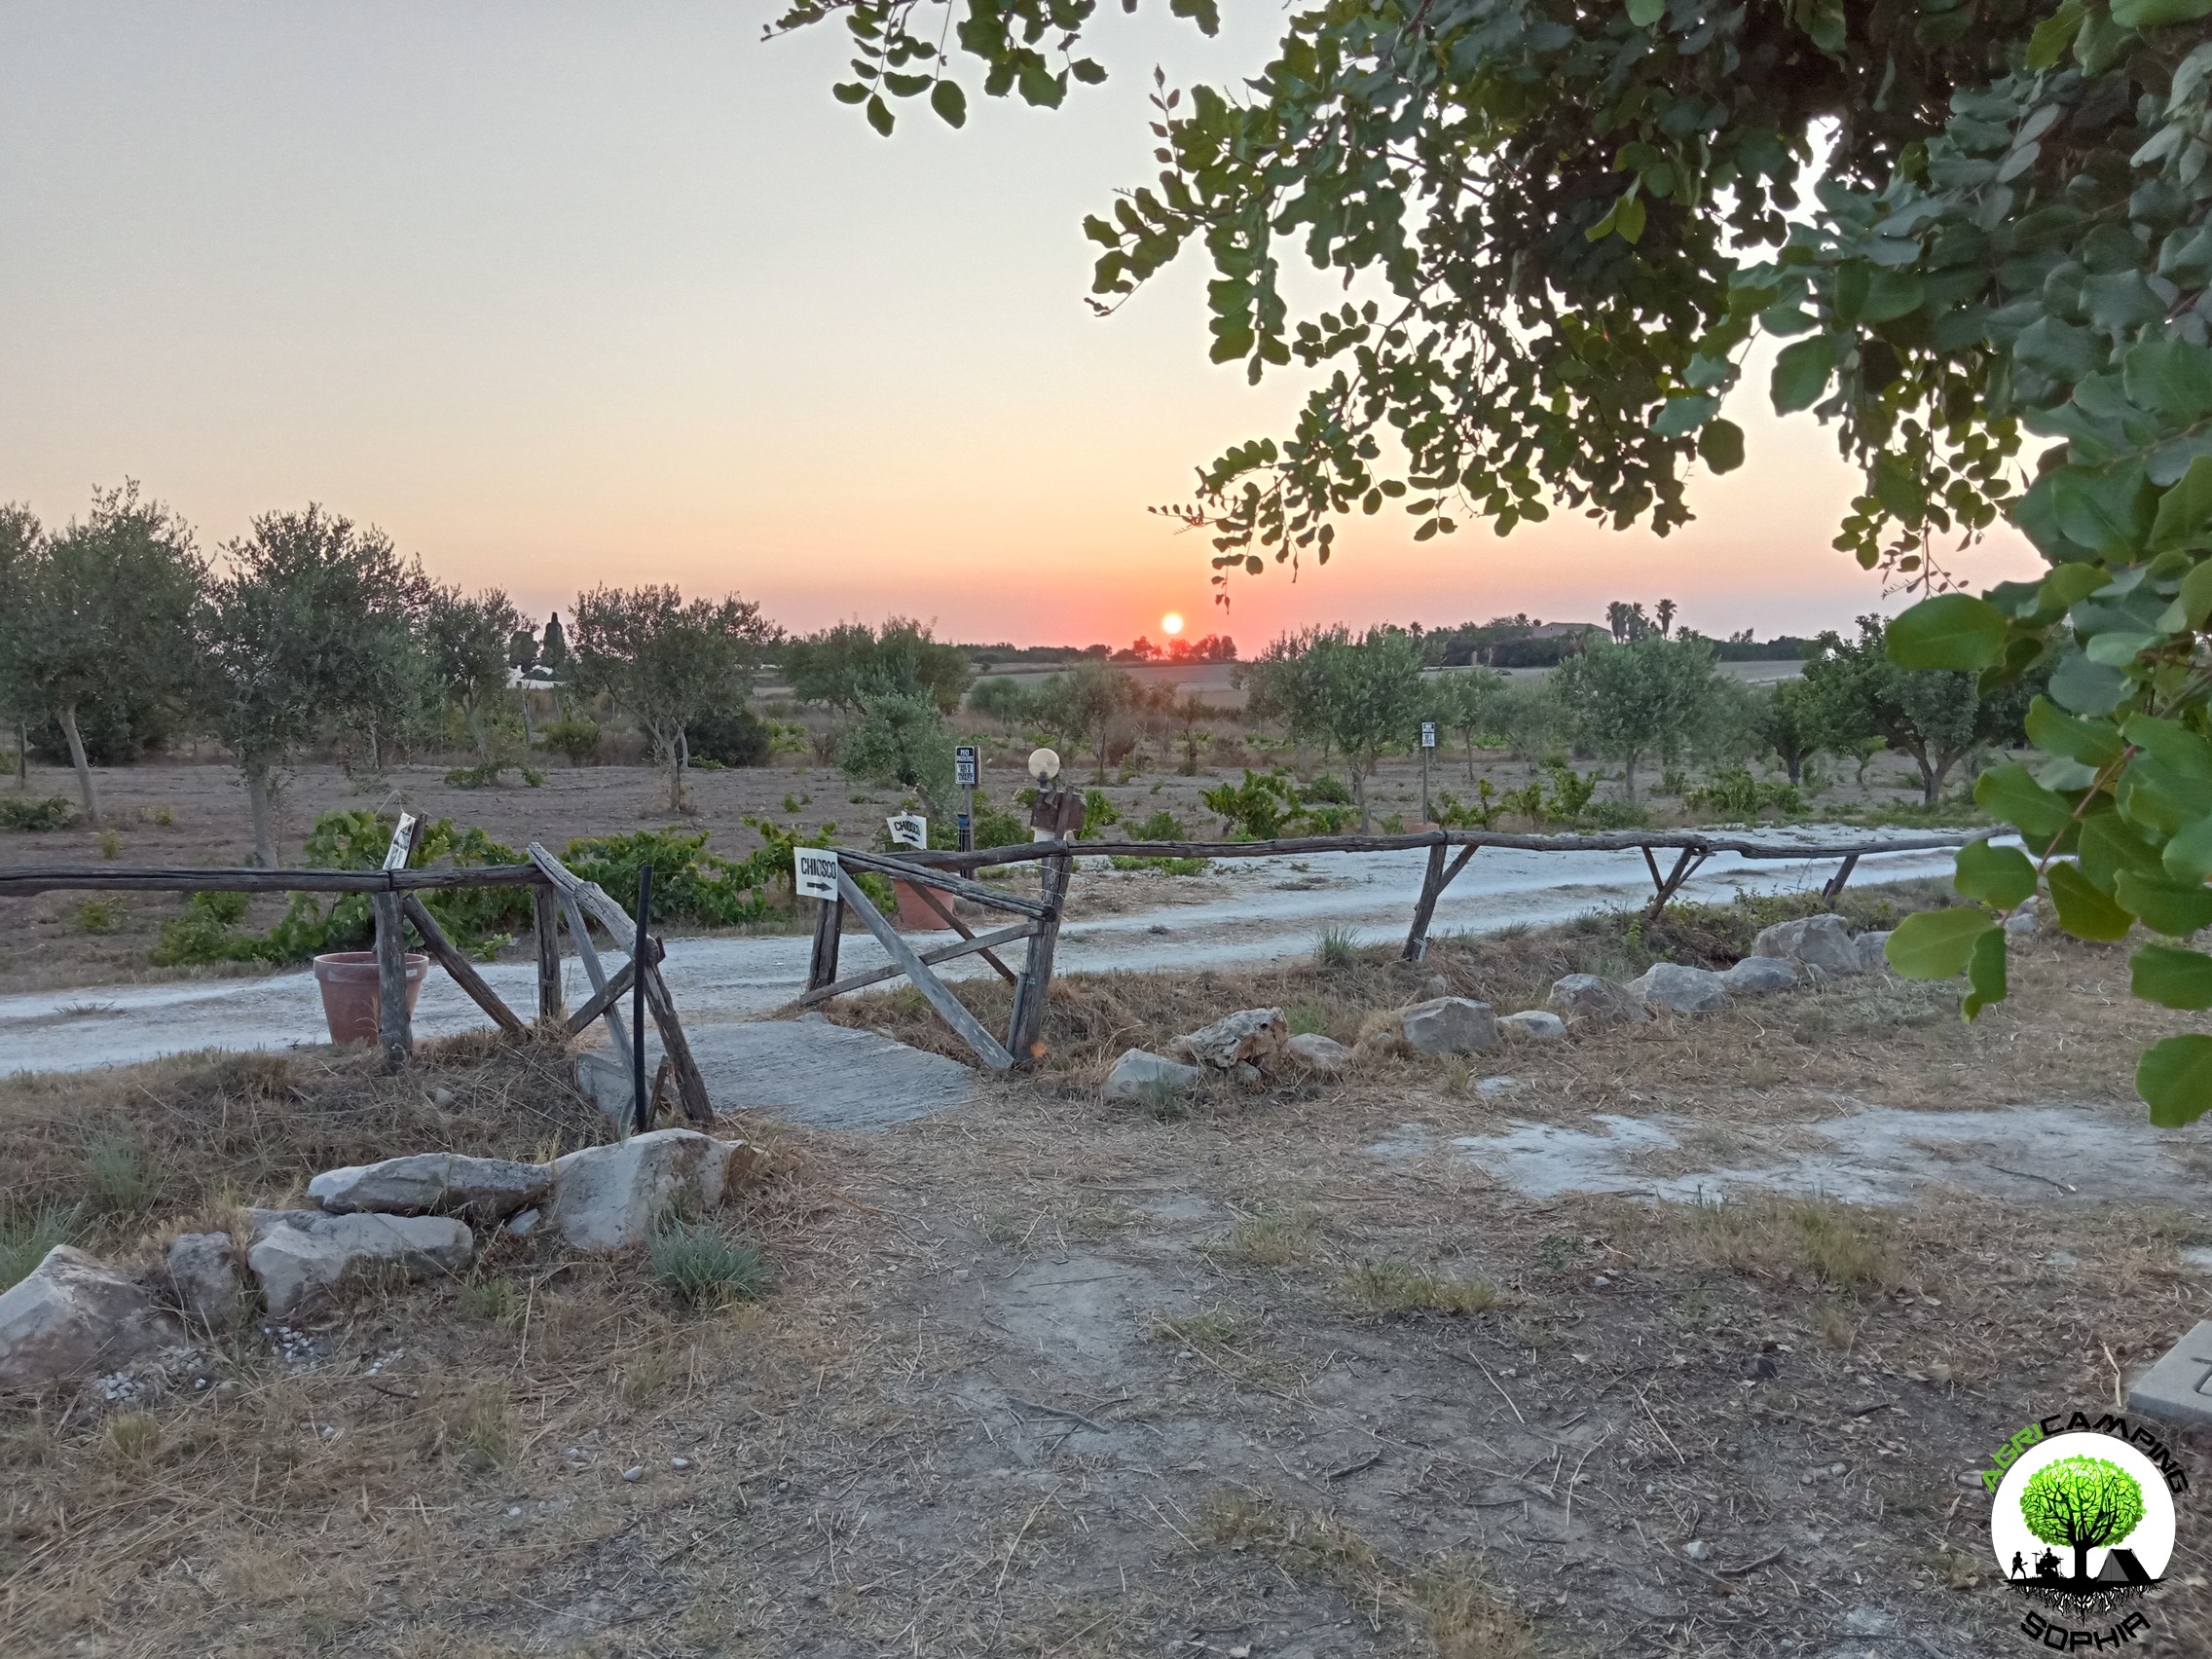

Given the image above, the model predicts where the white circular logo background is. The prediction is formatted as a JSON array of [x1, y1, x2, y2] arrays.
[[1990, 1431, 2176, 1583]]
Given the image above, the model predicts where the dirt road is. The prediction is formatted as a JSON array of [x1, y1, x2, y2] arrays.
[[0, 833, 1965, 1076]]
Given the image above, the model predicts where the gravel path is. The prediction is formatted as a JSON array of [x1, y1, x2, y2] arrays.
[[0, 832, 1966, 1075]]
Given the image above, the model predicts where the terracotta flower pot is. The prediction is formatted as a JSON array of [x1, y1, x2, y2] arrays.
[[892, 877, 957, 931], [312, 950, 429, 1044]]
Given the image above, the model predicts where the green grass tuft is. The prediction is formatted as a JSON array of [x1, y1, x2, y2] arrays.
[[650, 1218, 770, 1307]]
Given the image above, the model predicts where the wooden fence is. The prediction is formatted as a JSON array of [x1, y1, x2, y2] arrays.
[[0, 851, 711, 1122], [791, 819, 1986, 1066], [3, 820, 1985, 1084]]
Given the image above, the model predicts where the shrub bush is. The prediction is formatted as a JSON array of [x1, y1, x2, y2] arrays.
[[562, 817, 836, 927], [153, 812, 535, 966], [540, 719, 603, 766], [687, 709, 772, 768], [0, 796, 76, 832], [444, 761, 544, 789], [1684, 765, 1804, 820]]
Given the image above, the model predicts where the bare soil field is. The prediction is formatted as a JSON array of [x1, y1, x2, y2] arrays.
[[3, 902, 2208, 1658], [1, 749, 1965, 999]]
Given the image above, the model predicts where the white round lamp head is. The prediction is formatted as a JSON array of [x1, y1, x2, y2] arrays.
[[1028, 747, 1061, 784]]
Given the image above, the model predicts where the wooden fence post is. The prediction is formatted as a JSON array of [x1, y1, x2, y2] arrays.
[[1401, 841, 1480, 962], [533, 883, 565, 1025], [372, 889, 412, 1071], [1009, 852, 1071, 1064], [806, 890, 844, 991], [1821, 853, 1861, 903]]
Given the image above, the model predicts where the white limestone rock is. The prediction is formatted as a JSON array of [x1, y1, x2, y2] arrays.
[[245, 1209, 475, 1318], [1547, 974, 1651, 1024], [1629, 962, 1728, 1014], [1496, 1010, 1568, 1042], [1172, 1008, 1289, 1072], [1285, 1031, 1355, 1073], [1400, 997, 1498, 1054], [309, 1153, 550, 1224], [1722, 956, 1798, 995], [165, 1232, 245, 1330], [1104, 1049, 1204, 1102], [1750, 914, 1862, 977], [540, 1129, 751, 1253], [0, 1246, 180, 1392]]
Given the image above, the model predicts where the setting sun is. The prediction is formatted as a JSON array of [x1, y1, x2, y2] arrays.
[[1161, 611, 1184, 636]]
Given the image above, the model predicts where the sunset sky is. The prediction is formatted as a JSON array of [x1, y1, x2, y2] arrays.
[[0, 3, 2043, 648]]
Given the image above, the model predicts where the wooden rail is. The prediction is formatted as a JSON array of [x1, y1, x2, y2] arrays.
[[0, 853, 715, 1125], [0, 864, 541, 897], [897, 827, 1988, 870], [814, 822, 1984, 991]]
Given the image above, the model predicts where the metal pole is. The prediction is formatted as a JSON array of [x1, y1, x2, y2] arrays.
[[632, 865, 652, 1135]]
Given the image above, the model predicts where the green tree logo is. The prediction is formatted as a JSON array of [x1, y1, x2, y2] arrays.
[[2019, 1456, 2146, 1584]]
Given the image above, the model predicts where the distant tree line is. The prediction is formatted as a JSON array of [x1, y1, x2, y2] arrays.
[[0, 488, 2016, 865], [0, 488, 780, 862]]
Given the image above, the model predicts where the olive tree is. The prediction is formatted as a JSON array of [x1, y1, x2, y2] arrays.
[[1753, 680, 1823, 787], [1797, 617, 2031, 806], [840, 688, 957, 814], [1426, 666, 1511, 783], [424, 584, 524, 758], [0, 504, 43, 790], [569, 585, 777, 811], [7, 486, 204, 824], [200, 505, 429, 866], [967, 675, 1033, 726], [1301, 626, 1425, 829], [784, 618, 971, 716], [1030, 659, 1135, 781], [1549, 636, 1721, 800]]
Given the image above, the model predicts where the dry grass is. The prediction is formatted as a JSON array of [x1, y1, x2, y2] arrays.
[[9, 891, 2212, 1655], [0, 1027, 605, 1272], [1643, 1195, 1914, 1294], [1334, 1259, 1505, 1317], [1199, 1493, 1535, 1659]]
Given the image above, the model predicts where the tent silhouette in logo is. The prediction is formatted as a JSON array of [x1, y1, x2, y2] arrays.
[[2094, 1549, 2155, 1586]]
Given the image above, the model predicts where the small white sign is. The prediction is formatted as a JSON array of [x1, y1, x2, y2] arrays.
[[887, 814, 927, 849], [955, 745, 978, 786], [1419, 721, 1438, 750], [382, 811, 419, 871], [793, 848, 840, 901]]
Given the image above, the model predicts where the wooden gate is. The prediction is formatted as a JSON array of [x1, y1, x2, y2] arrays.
[[798, 846, 1068, 1072]]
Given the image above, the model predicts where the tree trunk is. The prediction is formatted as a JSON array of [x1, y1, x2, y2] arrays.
[[244, 758, 276, 867], [668, 743, 683, 812], [1916, 747, 1952, 806], [466, 699, 489, 759], [1621, 751, 1640, 801], [1784, 750, 1803, 786], [15, 718, 26, 789], [367, 727, 381, 773], [55, 701, 98, 825], [1351, 763, 1370, 832], [519, 689, 535, 747], [1464, 731, 1476, 785], [2073, 1541, 2090, 1582]]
